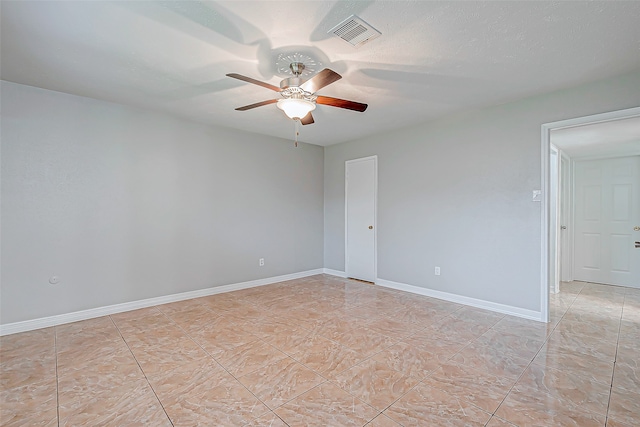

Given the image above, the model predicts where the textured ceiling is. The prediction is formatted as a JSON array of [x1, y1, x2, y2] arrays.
[[2, 1, 640, 146]]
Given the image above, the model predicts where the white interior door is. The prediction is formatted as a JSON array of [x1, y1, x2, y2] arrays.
[[574, 156, 640, 288], [345, 156, 377, 282]]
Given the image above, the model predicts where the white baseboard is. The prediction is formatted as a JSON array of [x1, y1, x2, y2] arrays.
[[322, 268, 347, 278], [376, 278, 544, 322], [0, 269, 324, 336]]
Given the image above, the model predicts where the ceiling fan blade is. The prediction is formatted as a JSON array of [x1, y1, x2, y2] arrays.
[[235, 99, 277, 111], [300, 69, 342, 93], [226, 73, 280, 92], [300, 112, 315, 125], [316, 96, 368, 112]]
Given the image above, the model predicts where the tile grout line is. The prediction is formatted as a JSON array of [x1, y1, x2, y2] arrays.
[[108, 314, 175, 427], [604, 291, 626, 426]]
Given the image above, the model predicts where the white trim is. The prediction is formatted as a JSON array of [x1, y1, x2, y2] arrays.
[[541, 106, 640, 323], [550, 145, 560, 294], [0, 269, 324, 336], [322, 268, 347, 278], [540, 124, 551, 322], [345, 155, 378, 282], [376, 278, 543, 321]]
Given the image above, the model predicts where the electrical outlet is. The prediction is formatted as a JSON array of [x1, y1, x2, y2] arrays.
[[434, 267, 440, 276], [259, 258, 264, 267]]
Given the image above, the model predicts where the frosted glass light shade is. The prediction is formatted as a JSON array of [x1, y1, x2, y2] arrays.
[[276, 98, 316, 119]]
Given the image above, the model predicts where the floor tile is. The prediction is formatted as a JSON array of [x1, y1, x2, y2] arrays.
[[163, 304, 219, 329], [0, 379, 58, 427], [607, 419, 637, 427], [366, 413, 403, 426], [532, 344, 614, 386], [369, 341, 443, 380], [495, 386, 606, 427], [451, 341, 531, 381], [274, 381, 379, 427], [403, 332, 468, 359], [262, 327, 316, 355], [514, 364, 611, 416], [0, 353, 56, 390], [421, 361, 515, 413], [612, 361, 640, 393], [542, 329, 617, 362], [450, 306, 505, 326], [215, 339, 288, 377], [127, 336, 208, 376], [492, 316, 554, 340], [385, 383, 491, 426], [59, 377, 167, 426], [238, 357, 324, 409], [56, 337, 133, 375], [420, 317, 489, 343], [607, 386, 640, 426], [475, 328, 546, 360], [332, 326, 398, 358], [332, 358, 420, 411], [486, 416, 519, 426], [554, 318, 620, 343], [242, 411, 289, 427], [162, 378, 271, 426], [147, 357, 234, 400], [616, 341, 640, 370], [289, 334, 363, 377], [0, 328, 55, 361], [156, 298, 206, 315], [366, 317, 424, 338], [198, 293, 247, 312], [187, 323, 261, 357]]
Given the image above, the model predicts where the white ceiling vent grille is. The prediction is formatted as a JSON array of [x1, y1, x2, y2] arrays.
[[328, 15, 381, 47]]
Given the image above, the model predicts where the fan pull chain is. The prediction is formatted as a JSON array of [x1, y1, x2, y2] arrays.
[[294, 119, 299, 147]]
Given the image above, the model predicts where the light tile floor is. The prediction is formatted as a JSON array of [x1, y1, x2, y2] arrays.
[[1, 275, 639, 426]]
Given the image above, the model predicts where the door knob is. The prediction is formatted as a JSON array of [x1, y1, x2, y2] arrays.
[[560, 226, 567, 230], [368, 225, 373, 229], [634, 226, 640, 231]]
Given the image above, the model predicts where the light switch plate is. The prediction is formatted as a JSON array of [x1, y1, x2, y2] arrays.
[[532, 190, 542, 202]]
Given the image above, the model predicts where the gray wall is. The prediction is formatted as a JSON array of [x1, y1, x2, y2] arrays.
[[324, 71, 640, 312], [1, 81, 324, 324]]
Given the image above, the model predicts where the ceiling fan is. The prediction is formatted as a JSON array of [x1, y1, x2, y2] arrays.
[[226, 62, 368, 125]]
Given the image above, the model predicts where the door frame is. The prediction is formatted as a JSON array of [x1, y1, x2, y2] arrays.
[[540, 106, 640, 322], [345, 155, 378, 282], [549, 145, 560, 294]]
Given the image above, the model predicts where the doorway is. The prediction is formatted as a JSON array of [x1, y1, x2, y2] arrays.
[[345, 156, 377, 283], [541, 107, 640, 322]]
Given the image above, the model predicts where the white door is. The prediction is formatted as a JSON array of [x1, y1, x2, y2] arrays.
[[574, 156, 640, 288], [345, 156, 377, 282]]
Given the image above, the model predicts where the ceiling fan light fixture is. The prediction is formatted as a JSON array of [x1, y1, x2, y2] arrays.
[[277, 98, 316, 120]]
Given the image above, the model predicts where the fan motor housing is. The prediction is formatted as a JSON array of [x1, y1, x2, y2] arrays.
[[280, 76, 303, 90]]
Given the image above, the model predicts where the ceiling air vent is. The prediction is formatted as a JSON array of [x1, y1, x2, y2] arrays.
[[328, 15, 381, 47]]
